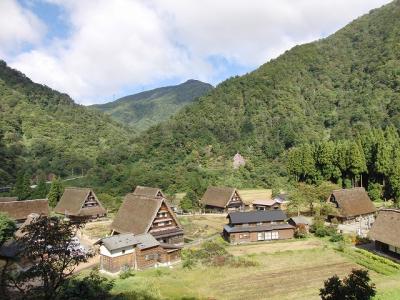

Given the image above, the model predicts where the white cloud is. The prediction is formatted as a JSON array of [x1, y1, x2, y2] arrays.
[[0, 0, 46, 57], [4, 0, 392, 104]]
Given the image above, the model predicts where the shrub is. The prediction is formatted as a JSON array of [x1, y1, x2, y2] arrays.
[[329, 233, 344, 242], [119, 266, 135, 279], [294, 224, 308, 239]]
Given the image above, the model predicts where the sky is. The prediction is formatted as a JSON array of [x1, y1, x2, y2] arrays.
[[0, 0, 392, 105]]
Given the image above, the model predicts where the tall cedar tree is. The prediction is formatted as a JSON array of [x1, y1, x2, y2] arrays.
[[6, 216, 91, 299], [47, 177, 64, 207], [32, 176, 48, 199], [12, 173, 31, 200], [320, 269, 376, 300]]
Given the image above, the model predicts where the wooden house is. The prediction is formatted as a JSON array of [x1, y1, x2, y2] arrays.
[[200, 186, 244, 212], [327, 187, 376, 224], [288, 216, 312, 232], [97, 233, 181, 273], [111, 194, 184, 245], [54, 187, 106, 220], [223, 210, 294, 244], [369, 209, 400, 258], [252, 198, 283, 211], [0, 199, 48, 224]]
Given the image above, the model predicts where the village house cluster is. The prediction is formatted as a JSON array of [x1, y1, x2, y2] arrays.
[[1, 183, 400, 274]]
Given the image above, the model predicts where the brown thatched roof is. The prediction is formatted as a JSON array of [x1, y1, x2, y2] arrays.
[[238, 189, 272, 206], [133, 186, 165, 198], [369, 209, 400, 248], [200, 186, 240, 208], [329, 187, 376, 218], [54, 187, 106, 217], [0, 197, 18, 202], [111, 193, 180, 234], [0, 199, 48, 221]]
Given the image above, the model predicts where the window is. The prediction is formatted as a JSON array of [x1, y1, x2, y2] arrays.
[[122, 249, 125, 254], [265, 231, 272, 240], [389, 245, 400, 254], [158, 222, 165, 226], [257, 232, 264, 241], [257, 222, 263, 225], [239, 233, 249, 239], [271, 231, 279, 240]]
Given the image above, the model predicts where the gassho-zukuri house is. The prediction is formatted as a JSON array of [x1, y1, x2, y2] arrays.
[[54, 187, 107, 220], [223, 209, 294, 244], [0, 199, 49, 224], [133, 185, 165, 198], [110, 193, 184, 245], [200, 186, 244, 212], [326, 187, 376, 224], [96, 233, 181, 273], [369, 209, 400, 258]]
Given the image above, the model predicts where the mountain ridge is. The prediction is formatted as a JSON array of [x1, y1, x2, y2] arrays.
[[92, 79, 213, 132]]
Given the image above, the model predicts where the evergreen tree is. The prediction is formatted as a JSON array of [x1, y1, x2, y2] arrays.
[[300, 144, 316, 182], [348, 142, 367, 187], [375, 140, 392, 186], [12, 172, 31, 200], [32, 176, 48, 199], [47, 177, 64, 207]]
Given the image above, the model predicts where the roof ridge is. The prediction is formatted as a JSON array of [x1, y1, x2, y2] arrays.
[[380, 208, 400, 213]]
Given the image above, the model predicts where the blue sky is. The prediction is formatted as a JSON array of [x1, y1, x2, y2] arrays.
[[0, 0, 391, 105]]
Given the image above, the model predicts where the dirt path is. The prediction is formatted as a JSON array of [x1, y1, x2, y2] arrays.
[[74, 255, 100, 273], [227, 239, 323, 256]]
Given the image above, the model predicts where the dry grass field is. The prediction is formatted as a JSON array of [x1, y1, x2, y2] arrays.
[[109, 244, 361, 299], [178, 214, 227, 241]]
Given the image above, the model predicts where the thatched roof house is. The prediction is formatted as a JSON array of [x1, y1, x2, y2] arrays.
[[54, 187, 106, 219], [369, 209, 400, 256], [200, 186, 244, 212], [327, 187, 376, 222], [0, 197, 18, 202], [133, 186, 165, 198], [238, 189, 272, 206], [0, 199, 48, 222], [111, 194, 183, 245]]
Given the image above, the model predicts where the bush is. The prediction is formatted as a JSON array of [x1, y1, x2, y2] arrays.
[[294, 224, 308, 239], [329, 233, 344, 242], [119, 266, 135, 279]]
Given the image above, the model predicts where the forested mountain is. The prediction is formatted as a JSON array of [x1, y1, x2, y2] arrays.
[[92, 80, 213, 132], [0, 60, 134, 185], [87, 0, 400, 196]]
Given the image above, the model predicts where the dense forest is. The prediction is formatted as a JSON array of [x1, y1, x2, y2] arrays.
[[1, 1, 400, 202], [92, 79, 213, 132], [86, 1, 400, 197], [0, 60, 134, 185]]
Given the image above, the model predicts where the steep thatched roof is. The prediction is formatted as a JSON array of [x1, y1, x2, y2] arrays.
[[329, 187, 376, 218], [133, 186, 165, 198], [200, 186, 240, 208], [0, 199, 48, 221], [54, 187, 106, 217], [111, 193, 180, 234], [0, 197, 18, 202], [238, 189, 272, 206], [369, 209, 400, 248]]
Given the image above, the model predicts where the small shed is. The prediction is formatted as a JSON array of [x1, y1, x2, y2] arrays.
[[288, 216, 312, 232]]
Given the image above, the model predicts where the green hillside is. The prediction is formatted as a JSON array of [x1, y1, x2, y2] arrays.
[[0, 60, 134, 185], [89, 0, 400, 194], [92, 80, 213, 132]]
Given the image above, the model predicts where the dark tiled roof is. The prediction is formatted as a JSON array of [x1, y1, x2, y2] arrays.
[[98, 233, 160, 251], [228, 210, 287, 224], [200, 186, 238, 208], [289, 216, 312, 226], [54, 187, 106, 217], [223, 223, 294, 233], [0, 199, 48, 221], [330, 187, 376, 217], [369, 209, 400, 248]]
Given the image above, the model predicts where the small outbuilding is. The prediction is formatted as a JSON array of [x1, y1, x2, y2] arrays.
[[288, 216, 312, 232], [54, 187, 106, 220], [369, 209, 400, 258], [200, 186, 244, 212], [97, 233, 181, 273], [327, 187, 376, 224], [252, 198, 283, 211]]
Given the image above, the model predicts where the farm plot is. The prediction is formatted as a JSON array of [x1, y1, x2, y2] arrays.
[[179, 214, 227, 242], [111, 246, 362, 300]]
